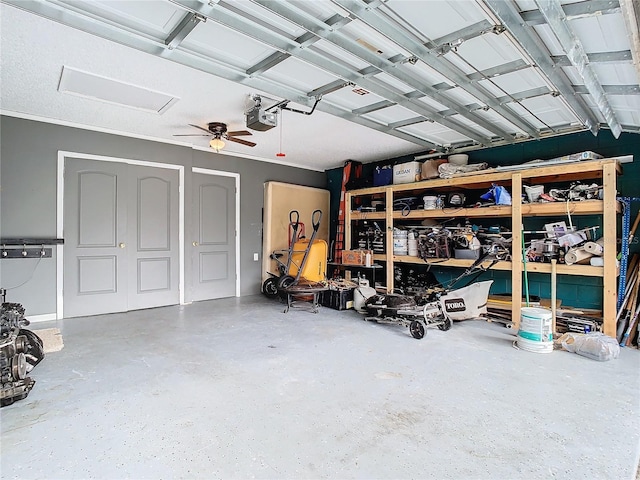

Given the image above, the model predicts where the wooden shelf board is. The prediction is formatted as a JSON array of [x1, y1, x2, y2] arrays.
[[353, 200, 619, 220], [392, 256, 605, 277], [393, 256, 513, 271], [524, 262, 605, 277], [520, 201, 605, 216], [350, 211, 386, 220], [349, 159, 620, 196], [394, 205, 512, 219]]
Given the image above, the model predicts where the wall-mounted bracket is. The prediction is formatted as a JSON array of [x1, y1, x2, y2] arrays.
[[1, 247, 52, 259], [0, 238, 63, 260]]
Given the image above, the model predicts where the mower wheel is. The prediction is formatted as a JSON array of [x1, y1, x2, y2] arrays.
[[262, 277, 279, 298], [438, 317, 453, 331], [409, 320, 425, 339]]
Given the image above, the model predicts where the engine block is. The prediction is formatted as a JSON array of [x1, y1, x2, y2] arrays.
[[1, 300, 44, 407]]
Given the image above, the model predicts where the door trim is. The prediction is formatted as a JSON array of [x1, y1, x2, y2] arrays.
[[57, 150, 185, 319], [192, 167, 240, 297]]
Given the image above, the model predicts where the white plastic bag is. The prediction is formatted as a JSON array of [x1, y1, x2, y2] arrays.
[[559, 332, 620, 361]]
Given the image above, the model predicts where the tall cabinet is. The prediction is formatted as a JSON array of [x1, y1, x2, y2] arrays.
[[345, 158, 621, 337]]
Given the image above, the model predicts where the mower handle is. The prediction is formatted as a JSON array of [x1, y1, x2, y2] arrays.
[[311, 210, 322, 232]]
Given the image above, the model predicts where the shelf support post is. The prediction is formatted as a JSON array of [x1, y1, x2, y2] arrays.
[[512, 173, 523, 330], [386, 187, 394, 292], [602, 161, 617, 337]]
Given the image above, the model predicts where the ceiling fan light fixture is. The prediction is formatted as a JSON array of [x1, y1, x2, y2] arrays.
[[210, 137, 225, 151]]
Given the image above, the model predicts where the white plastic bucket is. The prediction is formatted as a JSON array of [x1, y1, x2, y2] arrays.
[[517, 307, 553, 353], [407, 232, 418, 256], [423, 195, 438, 210], [393, 229, 408, 255]]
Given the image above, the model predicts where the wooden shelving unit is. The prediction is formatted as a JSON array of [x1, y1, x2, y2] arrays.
[[345, 158, 622, 336]]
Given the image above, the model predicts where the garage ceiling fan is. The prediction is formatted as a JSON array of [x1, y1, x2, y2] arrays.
[[174, 122, 256, 151]]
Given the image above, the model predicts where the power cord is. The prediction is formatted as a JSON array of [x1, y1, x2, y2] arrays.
[[5, 255, 44, 290]]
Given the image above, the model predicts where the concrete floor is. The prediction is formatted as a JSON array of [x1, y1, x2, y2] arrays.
[[1, 295, 639, 480]]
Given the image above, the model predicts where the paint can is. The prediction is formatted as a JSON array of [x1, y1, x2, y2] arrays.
[[423, 195, 438, 210], [407, 232, 418, 256], [393, 229, 408, 255], [517, 307, 553, 353]]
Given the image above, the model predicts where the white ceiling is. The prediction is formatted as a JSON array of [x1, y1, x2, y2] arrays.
[[1, 0, 639, 172]]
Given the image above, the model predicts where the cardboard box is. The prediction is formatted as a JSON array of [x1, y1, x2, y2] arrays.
[[342, 249, 373, 265], [420, 159, 447, 180], [393, 161, 422, 184]]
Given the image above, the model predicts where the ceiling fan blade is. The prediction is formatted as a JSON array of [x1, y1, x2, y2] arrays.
[[188, 123, 213, 134], [173, 134, 211, 137], [227, 136, 257, 147], [227, 130, 253, 137]]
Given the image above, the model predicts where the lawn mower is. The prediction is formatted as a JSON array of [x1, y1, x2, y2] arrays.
[[359, 250, 501, 339]]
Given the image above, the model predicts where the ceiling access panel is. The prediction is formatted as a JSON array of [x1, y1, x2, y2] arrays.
[[56, 0, 186, 38], [383, 0, 488, 42], [398, 121, 473, 147], [179, 18, 278, 70]]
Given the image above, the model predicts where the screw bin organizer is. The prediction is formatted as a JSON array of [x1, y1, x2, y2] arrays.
[[345, 158, 623, 336]]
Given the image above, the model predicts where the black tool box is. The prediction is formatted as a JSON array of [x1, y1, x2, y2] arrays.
[[320, 288, 354, 310]]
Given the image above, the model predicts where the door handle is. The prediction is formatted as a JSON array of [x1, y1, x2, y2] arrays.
[[193, 241, 199, 247], [119, 242, 126, 249]]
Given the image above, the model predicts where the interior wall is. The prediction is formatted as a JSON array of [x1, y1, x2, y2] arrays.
[[0, 115, 326, 317], [327, 130, 640, 311]]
